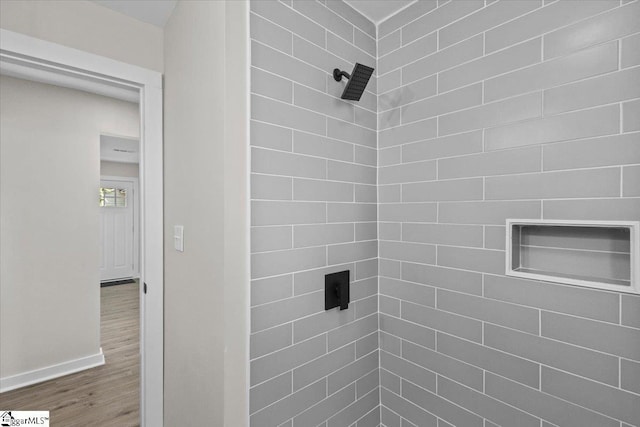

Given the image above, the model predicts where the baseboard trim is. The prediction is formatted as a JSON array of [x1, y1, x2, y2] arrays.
[[0, 348, 105, 393]]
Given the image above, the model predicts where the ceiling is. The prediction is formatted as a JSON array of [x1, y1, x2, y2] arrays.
[[91, 0, 414, 28], [344, 0, 417, 25], [92, 0, 177, 27]]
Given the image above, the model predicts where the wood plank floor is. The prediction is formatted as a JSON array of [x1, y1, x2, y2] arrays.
[[0, 282, 140, 427]]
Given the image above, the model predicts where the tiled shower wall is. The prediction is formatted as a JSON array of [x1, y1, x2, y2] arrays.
[[249, 1, 380, 426], [376, 1, 640, 427]]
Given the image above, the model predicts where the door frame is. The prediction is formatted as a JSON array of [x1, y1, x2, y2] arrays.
[[0, 29, 164, 426], [100, 175, 140, 280]]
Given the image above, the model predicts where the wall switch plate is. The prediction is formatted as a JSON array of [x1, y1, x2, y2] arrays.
[[325, 270, 350, 310], [174, 225, 184, 252]]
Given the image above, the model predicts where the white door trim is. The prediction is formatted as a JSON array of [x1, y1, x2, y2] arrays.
[[0, 29, 164, 427], [101, 175, 140, 279]]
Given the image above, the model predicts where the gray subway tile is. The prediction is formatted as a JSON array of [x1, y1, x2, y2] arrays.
[[486, 41, 618, 103], [485, 372, 619, 427], [355, 222, 377, 241], [251, 120, 293, 151], [380, 351, 436, 393], [380, 295, 401, 317], [401, 0, 483, 46], [328, 160, 376, 184], [622, 32, 640, 68], [379, 160, 437, 184], [438, 331, 540, 387], [328, 240, 377, 265], [355, 405, 380, 427], [484, 0, 616, 53], [252, 246, 326, 279], [544, 65, 640, 115], [354, 28, 376, 58], [294, 306, 355, 343], [250, 323, 293, 359], [485, 167, 620, 200], [327, 386, 379, 427], [402, 262, 483, 296], [379, 32, 437, 76], [328, 313, 378, 351], [294, 84, 354, 122], [328, 202, 377, 222], [378, 69, 402, 95], [251, 0, 326, 48], [438, 145, 541, 179], [403, 177, 483, 202], [250, 378, 326, 427], [544, 1, 640, 59], [252, 290, 324, 332], [325, 0, 375, 38], [293, 35, 351, 83], [251, 274, 293, 307], [541, 311, 640, 361], [543, 198, 640, 222], [485, 323, 619, 387], [439, 38, 541, 93], [623, 98, 640, 132], [437, 246, 504, 275], [355, 184, 377, 203], [378, 0, 437, 38], [621, 358, 640, 395], [250, 12, 293, 54], [379, 185, 402, 203], [293, 343, 355, 390], [402, 83, 483, 124], [252, 94, 326, 135], [355, 146, 376, 167], [380, 203, 437, 223], [356, 332, 378, 359], [294, 263, 354, 296], [253, 147, 326, 179], [403, 34, 484, 85], [380, 119, 438, 148], [484, 274, 620, 323], [380, 369, 402, 396], [402, 300, 482, 343], [252, 174, 292, 201], [622, 294, 640, 329], [293, 384, 355, 427], [402, 130, 483, 163], [402, 223, 483, 247], [380, 258, 401, 279], [253, 41, 326, 92], [379, 29, 401, 57], [294, 223, 353, 248], [293, 178, 353, 202], [328, 118, 376, 148], [355, 258, 377, 280], [484, 226, 506, 250], [252, 226, 293, 253], [439, 92, 542, 136], [380, 277, 435, 307], [293, 131, 353, 162], [380, 75, 437, 112], [380, 314, 435, 350], [543, 133, 640, 171], [380, 146, 402, 167], [380, 241, 436, 265], [252, 66, 293, 103], [623, 165, 640, 197], [438, 289, 539, 334], [439, 0, 541, 49], [291, 0, 353, 43], [541, 367, 640, 426], [438, 200, 541, 225], [251, 372, 292, 414], [380, 388, 438, 427], [485, 104, 620, 151], [251, 334, 326, 385], [328, 351, 379, 395], [401, 376, 483, 427], [437, 376, 540, 427]]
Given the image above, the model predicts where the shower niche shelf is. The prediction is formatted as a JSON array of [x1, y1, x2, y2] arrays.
[[506, 219, 640, 294]]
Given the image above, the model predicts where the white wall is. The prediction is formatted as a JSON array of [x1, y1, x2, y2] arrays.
[[163, 1, 249, 425], [0, 76, 139, 383], [101, 160, 139, 178], [0, 0, 163, 72]]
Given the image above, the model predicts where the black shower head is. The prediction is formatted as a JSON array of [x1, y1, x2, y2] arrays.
[[333, 63, 374, 101]]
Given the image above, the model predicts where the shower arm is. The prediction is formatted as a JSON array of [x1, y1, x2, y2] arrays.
[[333, 69, 351, 82]]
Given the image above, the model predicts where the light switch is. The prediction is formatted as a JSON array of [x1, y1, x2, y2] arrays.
[[174, 225, 184, 252]]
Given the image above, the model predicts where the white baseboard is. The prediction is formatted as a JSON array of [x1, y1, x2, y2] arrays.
[[0, 348, 105, 393]]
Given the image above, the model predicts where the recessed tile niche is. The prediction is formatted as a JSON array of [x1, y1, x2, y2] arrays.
[[506, 220, 640, 294]]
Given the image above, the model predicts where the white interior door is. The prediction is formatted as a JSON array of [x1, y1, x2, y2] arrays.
[[100, 179, 135, 282]]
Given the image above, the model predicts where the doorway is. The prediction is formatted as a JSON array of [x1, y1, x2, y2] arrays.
[[0, 29, 163, 426]]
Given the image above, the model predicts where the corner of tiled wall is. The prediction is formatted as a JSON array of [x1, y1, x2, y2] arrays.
[[249, 1, 381, 426]]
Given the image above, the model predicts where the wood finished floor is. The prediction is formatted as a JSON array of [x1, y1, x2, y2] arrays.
[[0, 282, 140, 427]]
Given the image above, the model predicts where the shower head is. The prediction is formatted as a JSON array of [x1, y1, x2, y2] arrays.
[[333, 63, 374, 101]]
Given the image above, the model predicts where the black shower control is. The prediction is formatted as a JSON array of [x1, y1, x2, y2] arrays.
[[325, 270, 350, 310]]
